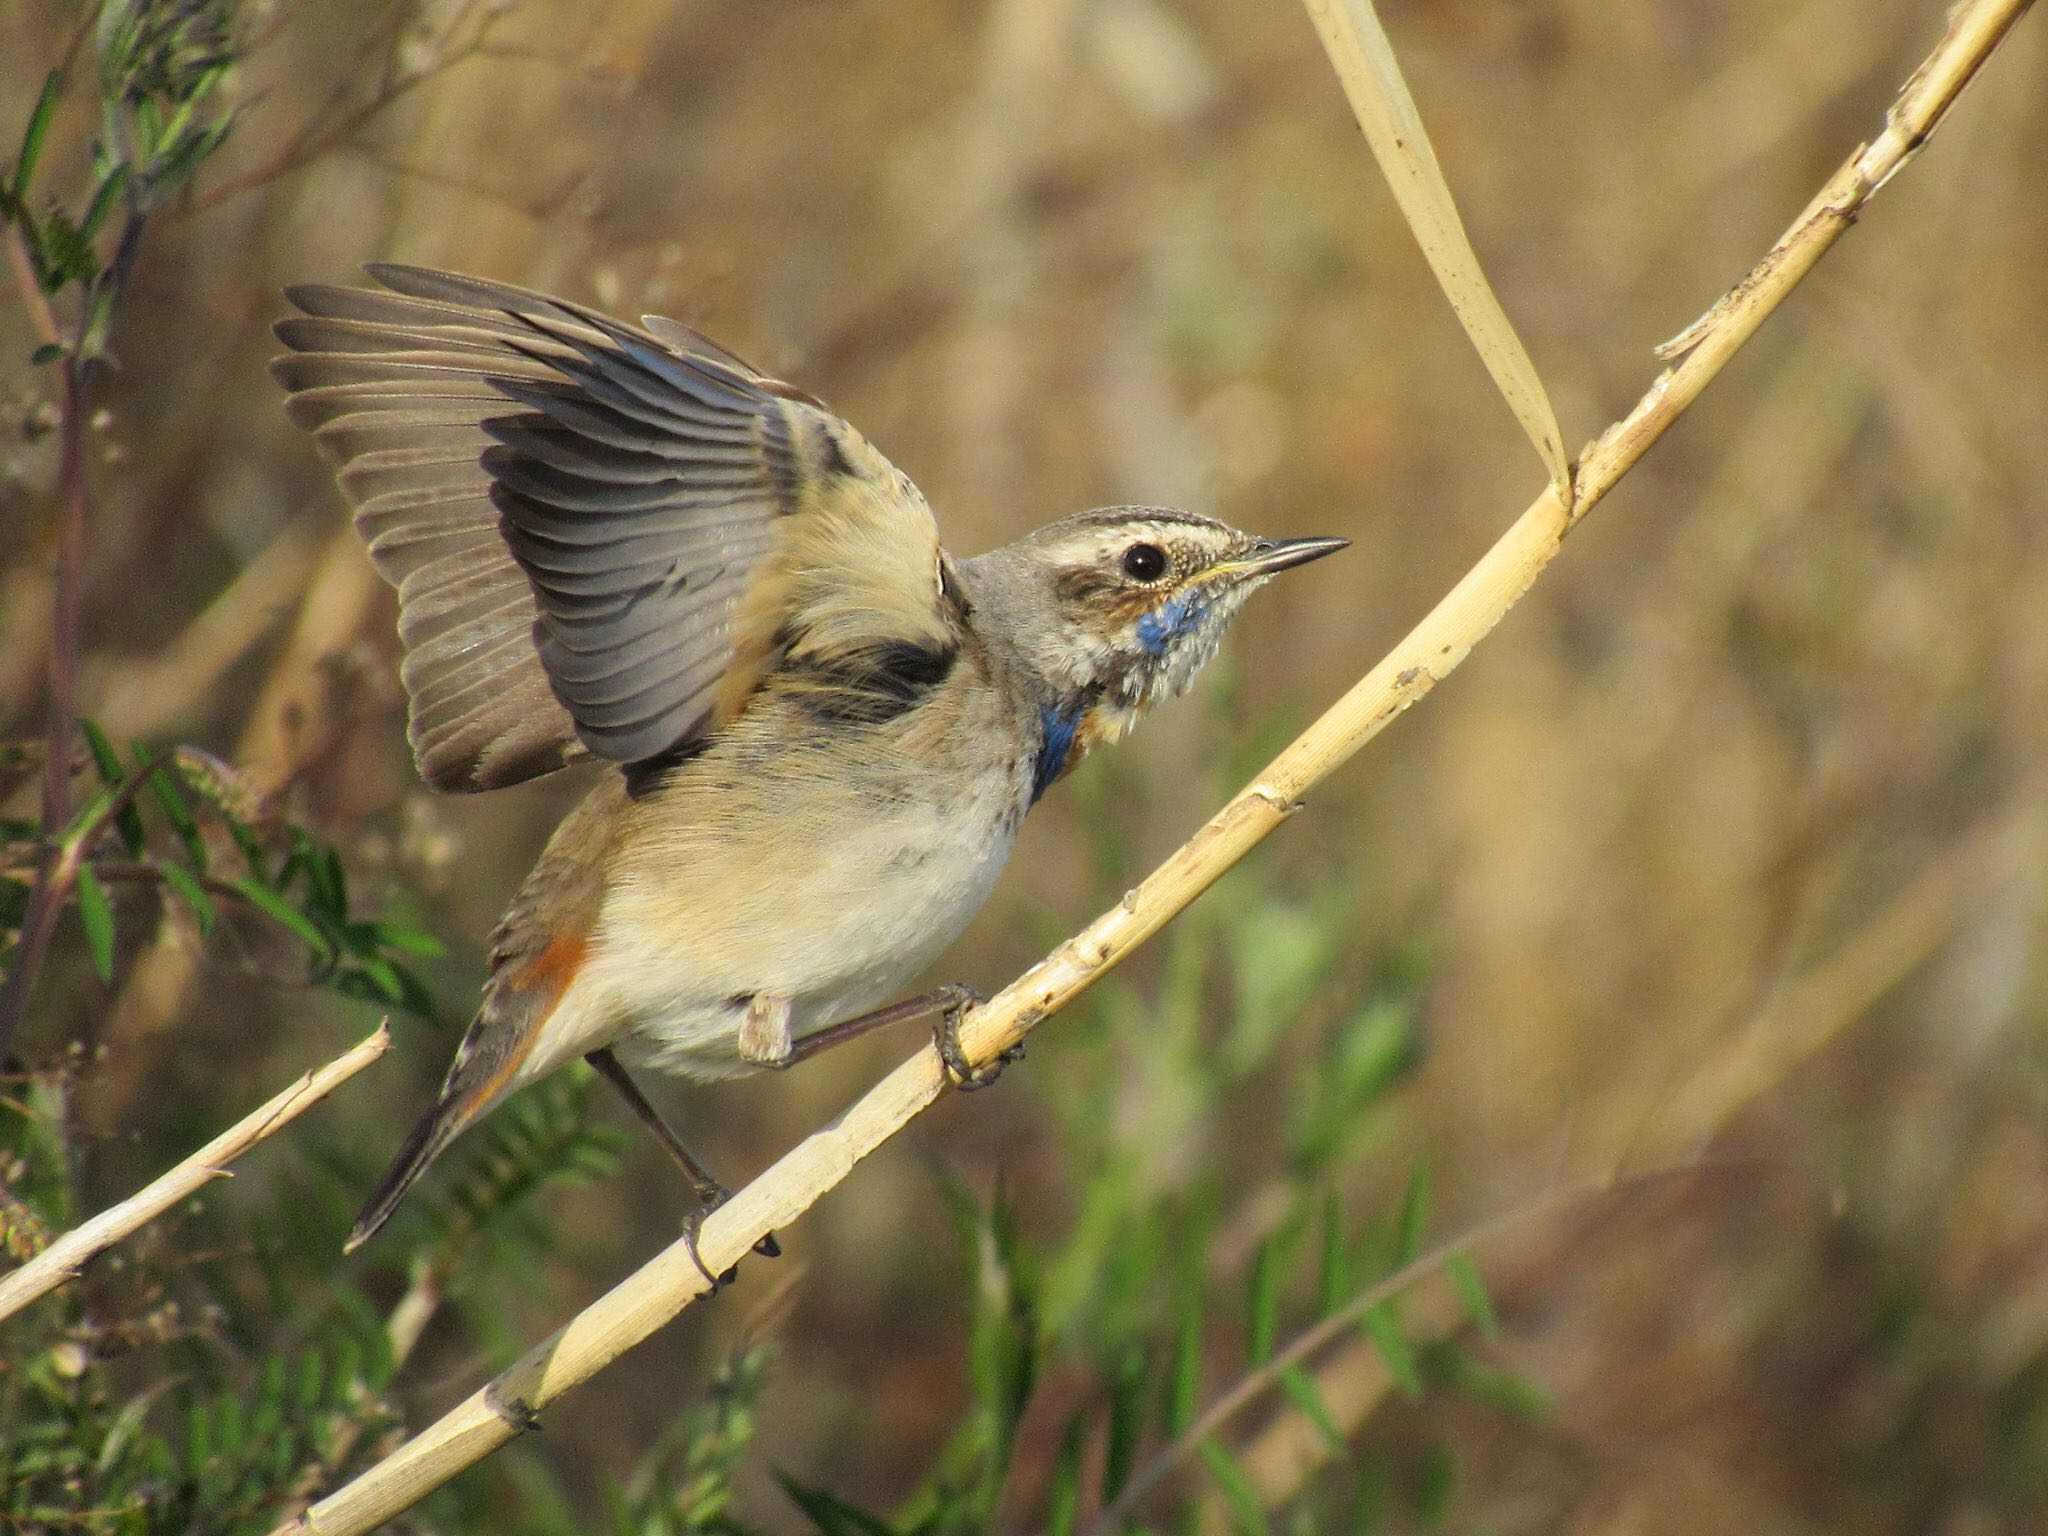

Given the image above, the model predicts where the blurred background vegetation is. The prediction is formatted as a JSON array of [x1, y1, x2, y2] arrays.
[[3, 0, 2047, 1531]]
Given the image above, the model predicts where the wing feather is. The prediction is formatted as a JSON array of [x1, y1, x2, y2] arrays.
[[272, 264, 954, 788]]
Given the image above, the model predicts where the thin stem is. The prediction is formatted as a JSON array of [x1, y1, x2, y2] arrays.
[[43, 360, 83, 838], [0, 1024, 392, 1323], [178, 3, 508, 218], [0, 355, 92, 1063], [1, 224, 62, 350], [1081, 1157, 1777, 1536]]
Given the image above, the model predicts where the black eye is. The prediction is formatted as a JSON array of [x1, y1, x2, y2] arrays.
[[1121, 542, 1168, 581]]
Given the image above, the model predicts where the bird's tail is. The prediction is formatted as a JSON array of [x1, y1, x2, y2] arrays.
[[344, 1009, 538, 1253], [344, 1100, 467, 1253]]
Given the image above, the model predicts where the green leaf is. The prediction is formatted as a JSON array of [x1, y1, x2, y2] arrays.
[[0, 874, 29, 931], [1101, 1349, 1146, 1504], [251, 1354, 287, 1442], [307, 839, 347, 916], [1196, 1439, 1270, 1536], [966, 1182, 1038, 1465], [79, 273, 117, 354], [94, 1390, 158, 1480], [75, 865, 115, 981], [342, 955, 406, 1004], [1360, 1303, 1420, 1398], [1349, 1451, 1391, 1534], [78, 165, 131, 246], [1316, 1193, 1348, 1315], [30, 341, 66, 366], [366, 921, 443, 958], [78, 718, 123, 784], [1247, 1231, 1285, 1367], [1289, 996, 1417, 1171], [775, 1473, 900, 1536], [11, 71, 59, 203], [40, 210, 97, 286], [222, 812, 266, 880], [134, 96, 164, 160], [387, 961, 439, 1023], [158, 862, 214, 937], [79, 720, 144, 855], [145, 760, 206, 871], [294, 1350, 326, 1413], [1415, 1444, 1456, 1527], [229, 876, 332, 960], [1446, 1254, 1499, 1340], [1426, 1338, 1549, 1423], [1277, 1363, 1346, 1454], [1395, 1160, 1429, 1266], [1165, 1295, 1202, 1436], [1225, 896, 1335, 1077], [1045, 1416, 1085, 1536]]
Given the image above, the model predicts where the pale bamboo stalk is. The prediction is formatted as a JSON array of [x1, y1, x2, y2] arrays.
[[0, 1024, 391, 1324], [276, 2, 2032, 1530]]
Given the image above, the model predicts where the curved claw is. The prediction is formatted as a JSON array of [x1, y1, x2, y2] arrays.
[[681, 1207, 738, 1292], [681, 1198, 781, 1294], [933, 988, 1022, 1091]]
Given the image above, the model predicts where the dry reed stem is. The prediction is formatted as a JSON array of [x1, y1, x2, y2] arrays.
[[1302, 0, 1569, 496], [275, 1, 2031, 1529], [0, 1024, 391, 1324]]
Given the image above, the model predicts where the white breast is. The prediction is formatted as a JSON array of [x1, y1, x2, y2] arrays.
[[556, 699, 1033, 1082]]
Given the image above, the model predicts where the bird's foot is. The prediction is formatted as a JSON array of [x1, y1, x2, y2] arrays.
[[933, 987, 1021, 1091], [680, 1181, 782, 1293]]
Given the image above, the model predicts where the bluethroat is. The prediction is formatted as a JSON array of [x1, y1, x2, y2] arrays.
[[272, 266, 1345, 1266]]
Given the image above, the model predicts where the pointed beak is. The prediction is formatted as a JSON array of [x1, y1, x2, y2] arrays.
[[1218, 535, 1350, 579]]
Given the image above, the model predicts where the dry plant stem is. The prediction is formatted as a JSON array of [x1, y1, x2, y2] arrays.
[[0, 1024, 391, 1323], [0, 354, 92, 1063], [1301, 0, 1568, 494], [276, 2, 2031, 1530], [2, 224, 62, 349]]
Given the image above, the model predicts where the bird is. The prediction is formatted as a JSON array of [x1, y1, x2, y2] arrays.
[[271, 264, 1346, 1267]]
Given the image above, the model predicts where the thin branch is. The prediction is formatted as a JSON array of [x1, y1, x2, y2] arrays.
[[0, 1024, 391, 1324], [271, 2, 2033, 1530], [0, 355, 92, 1063]]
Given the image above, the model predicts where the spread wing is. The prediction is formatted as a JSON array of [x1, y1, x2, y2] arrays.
[[271, 264, 955, 790]]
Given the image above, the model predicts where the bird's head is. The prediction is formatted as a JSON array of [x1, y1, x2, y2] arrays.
[[960, 507, 1346, 790]]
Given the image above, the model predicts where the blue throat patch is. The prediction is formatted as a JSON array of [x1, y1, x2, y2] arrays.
[[1033, 702, 1084, 804], [1135, 597, 1201, 657]]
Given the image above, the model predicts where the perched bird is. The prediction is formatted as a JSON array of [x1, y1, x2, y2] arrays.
[[272, 265, 1345, 1263]]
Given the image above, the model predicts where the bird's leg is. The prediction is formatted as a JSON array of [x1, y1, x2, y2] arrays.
[[782, 984, 1022, 1090], [584, 1047, 780, 1290], [781, 985, 981, 1063], [738, 993, 795, 1067]]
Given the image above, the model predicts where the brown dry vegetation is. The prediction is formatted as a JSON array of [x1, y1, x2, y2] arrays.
[[5, 0, 2047, 1531]]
